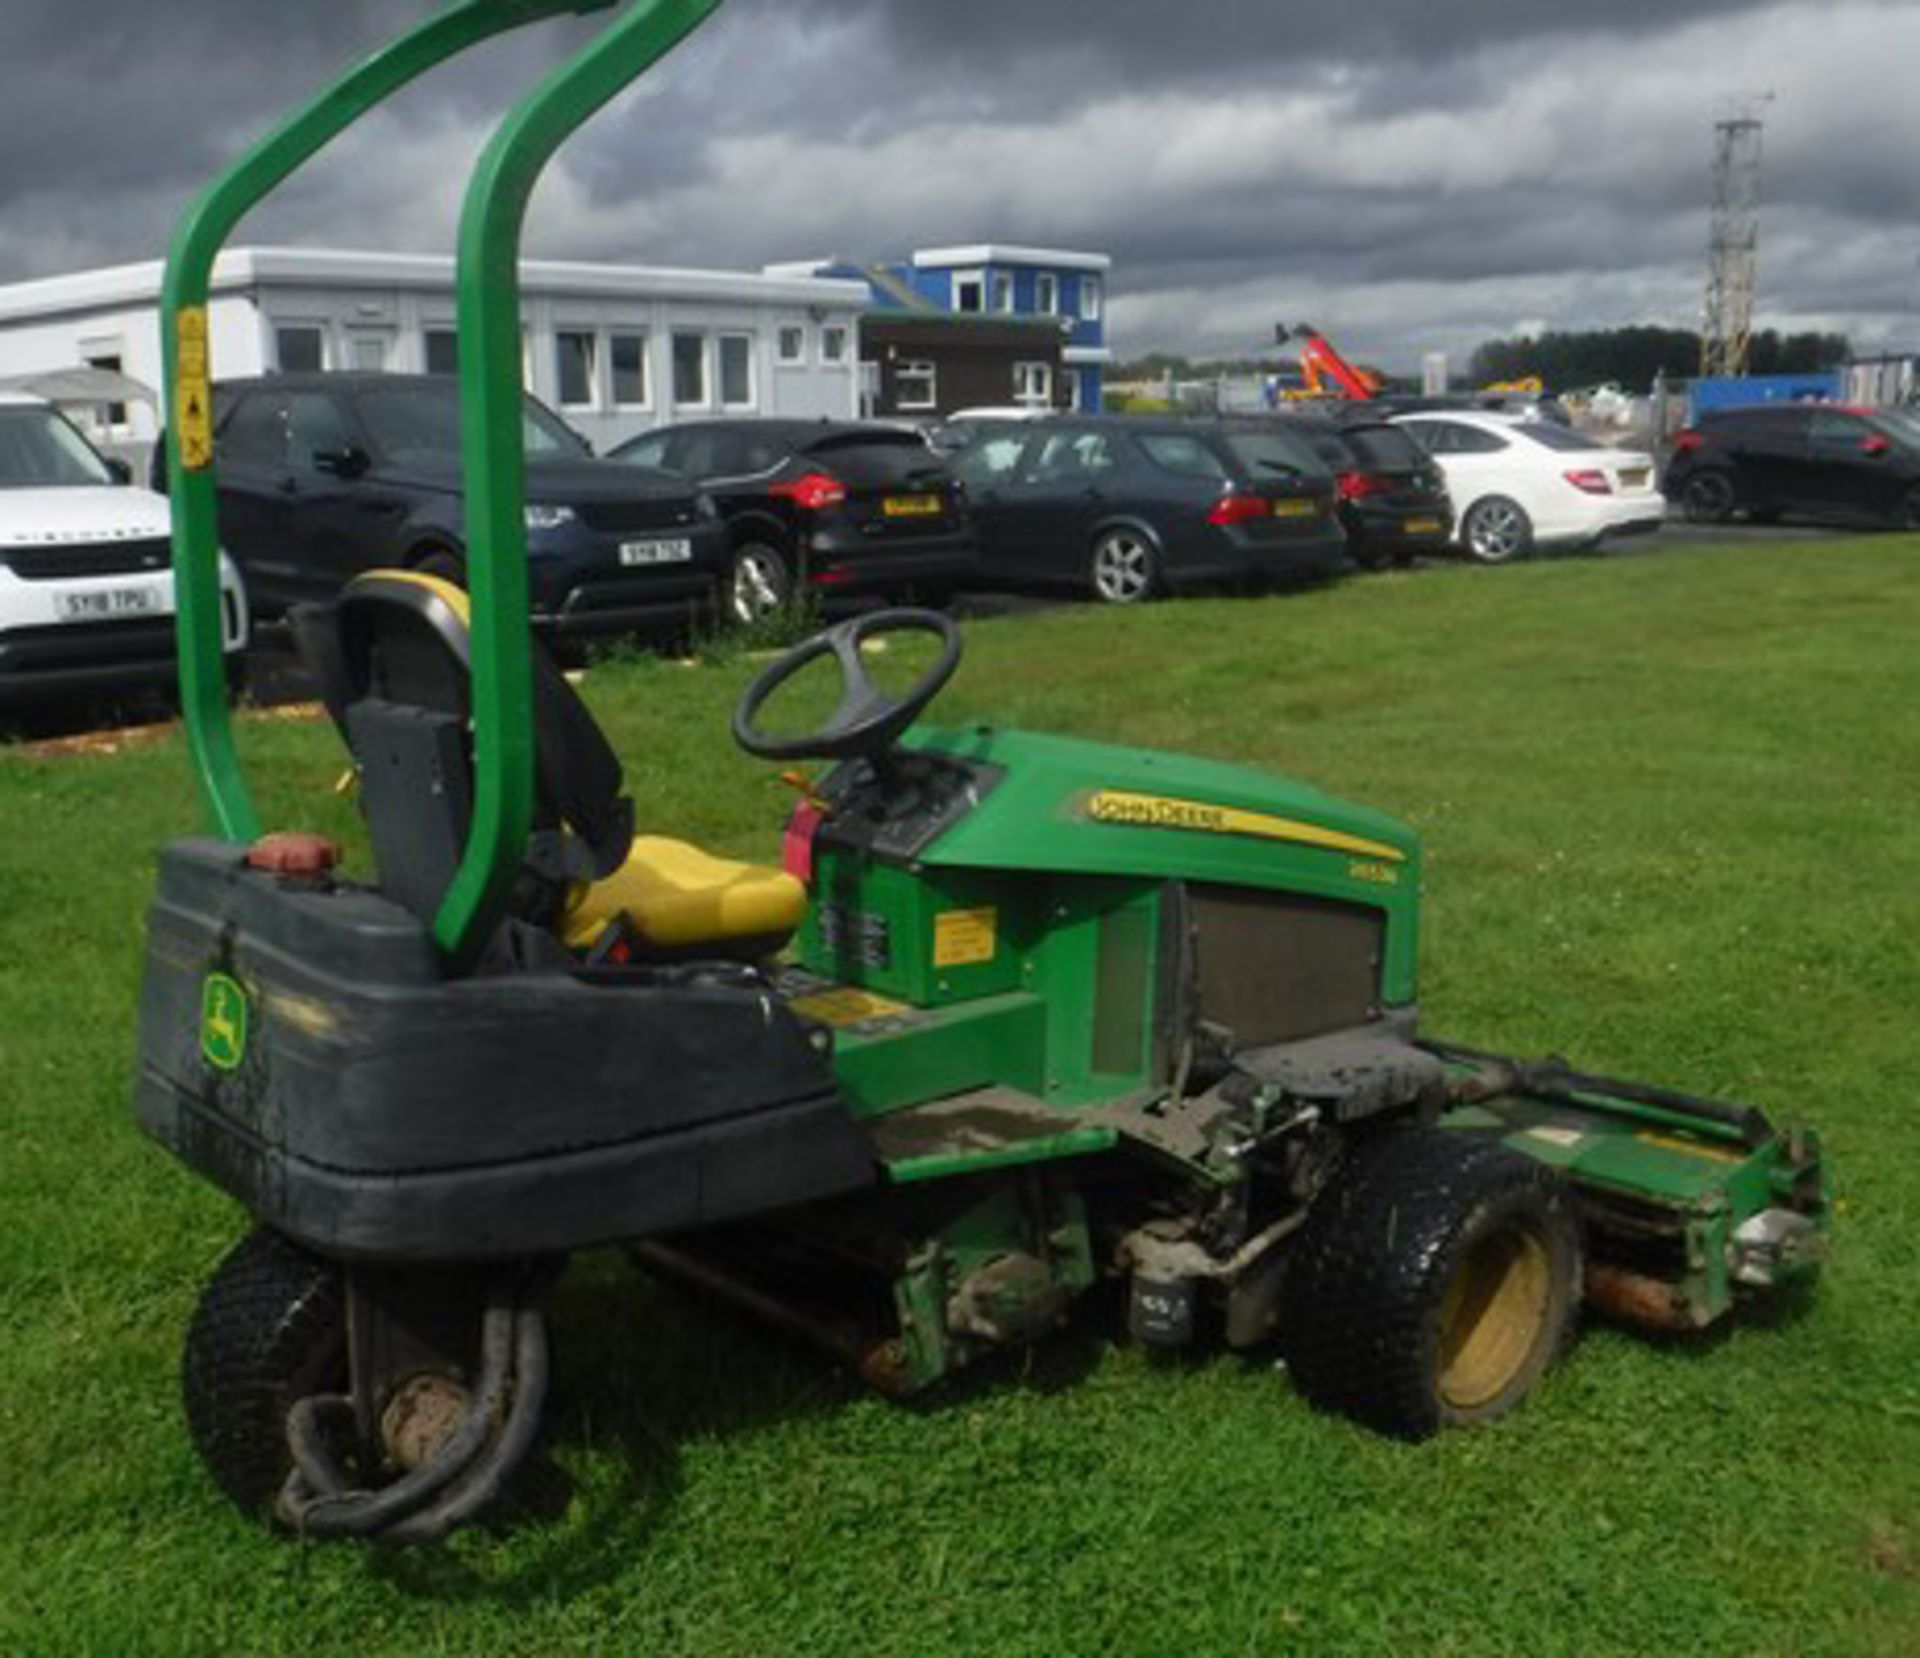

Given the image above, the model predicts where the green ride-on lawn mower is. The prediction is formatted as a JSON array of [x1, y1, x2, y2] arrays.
[[135, 0, 1830, 1545]]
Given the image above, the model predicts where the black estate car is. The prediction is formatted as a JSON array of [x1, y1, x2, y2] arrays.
[[196, 373, 729, 634], [1261, 411, 1452, 570], [609, 419, 972, 621], [1664, 403, 1920, 530], [947, 417, 1344, 602]]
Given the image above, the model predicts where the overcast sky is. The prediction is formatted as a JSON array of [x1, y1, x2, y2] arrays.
[[6, 0, 1917, 370]]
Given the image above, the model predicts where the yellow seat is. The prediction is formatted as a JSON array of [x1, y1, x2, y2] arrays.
[[562, 835, 807, 954]]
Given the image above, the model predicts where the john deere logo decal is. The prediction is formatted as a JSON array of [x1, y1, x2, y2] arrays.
[[200, 972, 250, 1072]]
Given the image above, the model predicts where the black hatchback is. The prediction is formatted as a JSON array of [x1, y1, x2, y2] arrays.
[[608, 420, 973, 621], [1259, 411, 1452, 569], [1664, 404, 1920, 530], [195, 373, 729, 636], [947, 417, 1344, 602]]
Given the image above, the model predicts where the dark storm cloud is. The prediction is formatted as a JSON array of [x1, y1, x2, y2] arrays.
[[0, 0, 1913, 362]]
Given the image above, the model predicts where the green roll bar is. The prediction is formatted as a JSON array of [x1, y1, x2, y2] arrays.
[[160, 0, 722, 964]]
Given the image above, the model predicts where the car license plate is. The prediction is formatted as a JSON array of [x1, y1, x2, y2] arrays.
[[1272, 498, 1319, 518], [1405, 516, 1442, 534], [882, 494, 942, 518], [1619, 468, 1650, 489], [619, 537, 692, 567], [55, 586, 161, 622]]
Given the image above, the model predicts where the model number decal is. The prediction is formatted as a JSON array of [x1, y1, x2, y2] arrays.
[[1347, 859, 1401, 886], [1082, 789, 1406, 864]]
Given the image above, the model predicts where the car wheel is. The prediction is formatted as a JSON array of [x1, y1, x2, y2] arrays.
[[1680, 470, 1736, 525], [726, 540, 794, 625], [1088, 528, 1159, 604], [413, 547, 466, 588], [1895, 485, 1920, 532], [1460, 496, 1533, 565]]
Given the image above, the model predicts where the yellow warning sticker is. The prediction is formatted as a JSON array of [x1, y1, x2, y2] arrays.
[[789, 987, 912, 1027], [175, 307, 214, 471], [932, 906, 998, 968]]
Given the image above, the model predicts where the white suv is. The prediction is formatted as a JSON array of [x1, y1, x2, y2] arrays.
[[0, 393, 247, 699]]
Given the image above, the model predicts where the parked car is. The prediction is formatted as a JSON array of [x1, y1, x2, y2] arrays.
[[188, 373, 728, 636], [0, 393, 247, 699], [607, 419, 972, 621], [1392, 410, 1664, 563], [1664, 404, 1920, 530], [1259, 411, 1452, 570], [946, 416, 1344, 602]]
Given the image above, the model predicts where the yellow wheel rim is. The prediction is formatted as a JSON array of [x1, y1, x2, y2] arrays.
[[1437, 1225, 1552, 1412]]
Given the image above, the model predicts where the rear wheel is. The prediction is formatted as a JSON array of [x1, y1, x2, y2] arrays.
[[1680, 470, 1736, 525], [1460, 496, 1533, 564], [1088, 528, 1159, 604], [183, 1228, 346, 1517], [726, 539, 794, 625], [1282, 1129, 1582, 1437], [1895, 485, 1920, 532]]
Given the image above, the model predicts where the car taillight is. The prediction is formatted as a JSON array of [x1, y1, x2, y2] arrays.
[[770, 471, 848, 512], [1564, 469, 1613, 495], [1208, 493, 1272, 525], [1335, 470, 1389, 502], [1671, 431, 1704, 454]]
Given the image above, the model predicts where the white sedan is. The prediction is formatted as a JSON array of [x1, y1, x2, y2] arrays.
[[1392, 410, 1665, 563]]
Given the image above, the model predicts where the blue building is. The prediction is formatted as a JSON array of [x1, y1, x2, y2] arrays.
[[898, 245, 1112, 412]]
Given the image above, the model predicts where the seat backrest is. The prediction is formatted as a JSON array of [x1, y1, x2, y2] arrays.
[[289, 570, 633, 932]]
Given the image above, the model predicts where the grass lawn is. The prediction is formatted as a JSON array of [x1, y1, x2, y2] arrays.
[[3, 537, 1918, 1655]]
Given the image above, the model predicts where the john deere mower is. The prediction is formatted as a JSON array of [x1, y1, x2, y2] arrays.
[[135, 0, 1829, 1545]]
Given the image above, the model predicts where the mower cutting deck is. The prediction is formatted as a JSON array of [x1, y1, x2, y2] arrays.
[[133, 0, 1829, 1545]]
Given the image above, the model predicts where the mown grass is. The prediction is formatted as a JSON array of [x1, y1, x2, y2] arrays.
[[3, 538, 1918, 1655]]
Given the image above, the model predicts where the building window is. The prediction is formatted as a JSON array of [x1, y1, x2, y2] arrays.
[[424, 329, 459, 376], [275, 324, 326, 374], [556, 329, 597, 407], [1014, 361, 1053, 407], [777, 325, 806, 364], [991, 272, 1014, 313], [1080, 275, 1103, 322], [611, 332, 648, 406], [820, 325, 849, 365], [80, 345, 128, 428], [1036, 273, 1059, 315], [672, 332, 708, 406], [953, 272, 984, 314], [895, 360, 937, 412], [718, 333, 754, 407]]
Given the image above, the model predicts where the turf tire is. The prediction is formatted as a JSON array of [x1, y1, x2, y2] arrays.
[[1282, 1128, 1582, 1439], [182, 1227, 347, 1517]]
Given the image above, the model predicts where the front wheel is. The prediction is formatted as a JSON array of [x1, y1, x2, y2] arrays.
[[1088, 528, 1160, 604], [726, 540, 794, 625], [1282, 1129, 1583, 1437], [1460, 496, 1533, 564]]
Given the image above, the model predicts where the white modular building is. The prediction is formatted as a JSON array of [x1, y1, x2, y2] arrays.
[[0, 246, 868, 458]]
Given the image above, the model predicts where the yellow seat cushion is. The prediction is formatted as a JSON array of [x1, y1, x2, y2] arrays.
[[562, 835, 807, 953]]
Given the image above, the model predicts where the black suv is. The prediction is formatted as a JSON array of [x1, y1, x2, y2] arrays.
[[608, 419, 972, 621], [1664, 403, 1920, 530], [1261, 411, 1451, 569], [191, 373, 729, 635]]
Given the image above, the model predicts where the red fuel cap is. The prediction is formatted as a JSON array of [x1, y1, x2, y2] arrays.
[[246, 832, 342, 877]]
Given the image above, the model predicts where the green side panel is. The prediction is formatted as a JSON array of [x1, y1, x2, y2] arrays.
[[799, 860, 1030, 1006], [830, 992, 1049, 1117], [900, 724, 1420, 1005]]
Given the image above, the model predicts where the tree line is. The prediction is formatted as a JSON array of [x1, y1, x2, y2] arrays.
[[1468, 326, 1850, 391]]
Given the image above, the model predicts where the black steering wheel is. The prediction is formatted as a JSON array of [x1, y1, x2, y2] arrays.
[[731, 608, 962, 762]]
